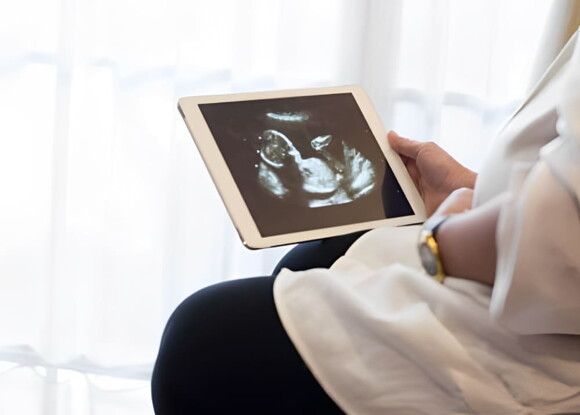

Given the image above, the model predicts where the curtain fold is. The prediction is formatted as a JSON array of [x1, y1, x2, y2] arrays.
[[0, 0, 556, 413]]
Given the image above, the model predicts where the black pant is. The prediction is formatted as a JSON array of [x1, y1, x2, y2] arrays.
[[151, 232, 365, 414]]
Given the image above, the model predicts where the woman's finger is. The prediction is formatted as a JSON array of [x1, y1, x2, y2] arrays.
[[387, 130, 422, 159]]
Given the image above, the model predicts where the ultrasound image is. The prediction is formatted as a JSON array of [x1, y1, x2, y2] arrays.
[[198, 93, 414, 237], [256, 115, 377, 207]]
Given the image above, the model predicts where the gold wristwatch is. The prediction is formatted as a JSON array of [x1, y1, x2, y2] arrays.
[[418, 215, 452, 283]]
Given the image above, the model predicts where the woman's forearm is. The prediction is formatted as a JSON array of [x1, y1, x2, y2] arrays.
[[435, 199, 502, 285]]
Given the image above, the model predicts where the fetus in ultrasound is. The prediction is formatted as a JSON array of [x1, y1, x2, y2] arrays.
[[256, 122, 377, 208]]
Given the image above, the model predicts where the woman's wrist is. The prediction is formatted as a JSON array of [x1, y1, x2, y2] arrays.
[[434, 203, 499, 285]]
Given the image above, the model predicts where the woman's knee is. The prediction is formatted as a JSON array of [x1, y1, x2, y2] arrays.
[[151, 278, 277, 412]]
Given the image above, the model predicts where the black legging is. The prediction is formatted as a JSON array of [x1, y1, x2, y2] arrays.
[[151, 232, 365, 414]]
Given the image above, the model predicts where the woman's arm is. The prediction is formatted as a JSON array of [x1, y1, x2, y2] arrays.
[[431, 190, 503, 285], [388, 131, 499, 284]]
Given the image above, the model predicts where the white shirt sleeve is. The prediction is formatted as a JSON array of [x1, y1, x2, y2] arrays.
[[490, 33, 580, 335]]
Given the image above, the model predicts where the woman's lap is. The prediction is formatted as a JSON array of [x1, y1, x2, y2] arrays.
[[151, 234, 364, 413], [151, 276, 344, 414]]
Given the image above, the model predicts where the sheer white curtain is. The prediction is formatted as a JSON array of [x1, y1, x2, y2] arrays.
[[0, 0, 554, 413]]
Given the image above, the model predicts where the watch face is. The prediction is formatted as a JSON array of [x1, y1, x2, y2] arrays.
[[419, 243, 437, 275]]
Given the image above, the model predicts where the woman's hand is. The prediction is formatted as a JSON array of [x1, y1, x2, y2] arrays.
[[388, 131, 477, 216]]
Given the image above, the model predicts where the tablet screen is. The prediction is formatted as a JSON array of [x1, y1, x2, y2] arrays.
[[199, 92, 414, 237]]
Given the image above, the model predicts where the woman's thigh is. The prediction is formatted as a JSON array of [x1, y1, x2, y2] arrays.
[[151, 276, 344, 414], [272, 230, 367, 275]]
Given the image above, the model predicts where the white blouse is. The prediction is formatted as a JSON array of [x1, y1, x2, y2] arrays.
[[274, 31, 580, 414], [490, 31, 580, 336]]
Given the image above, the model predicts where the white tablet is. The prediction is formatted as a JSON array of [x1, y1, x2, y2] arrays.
[[178, 85, 425, 249]]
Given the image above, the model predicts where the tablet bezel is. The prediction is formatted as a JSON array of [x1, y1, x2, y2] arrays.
[[178, 85, 425, 249]]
